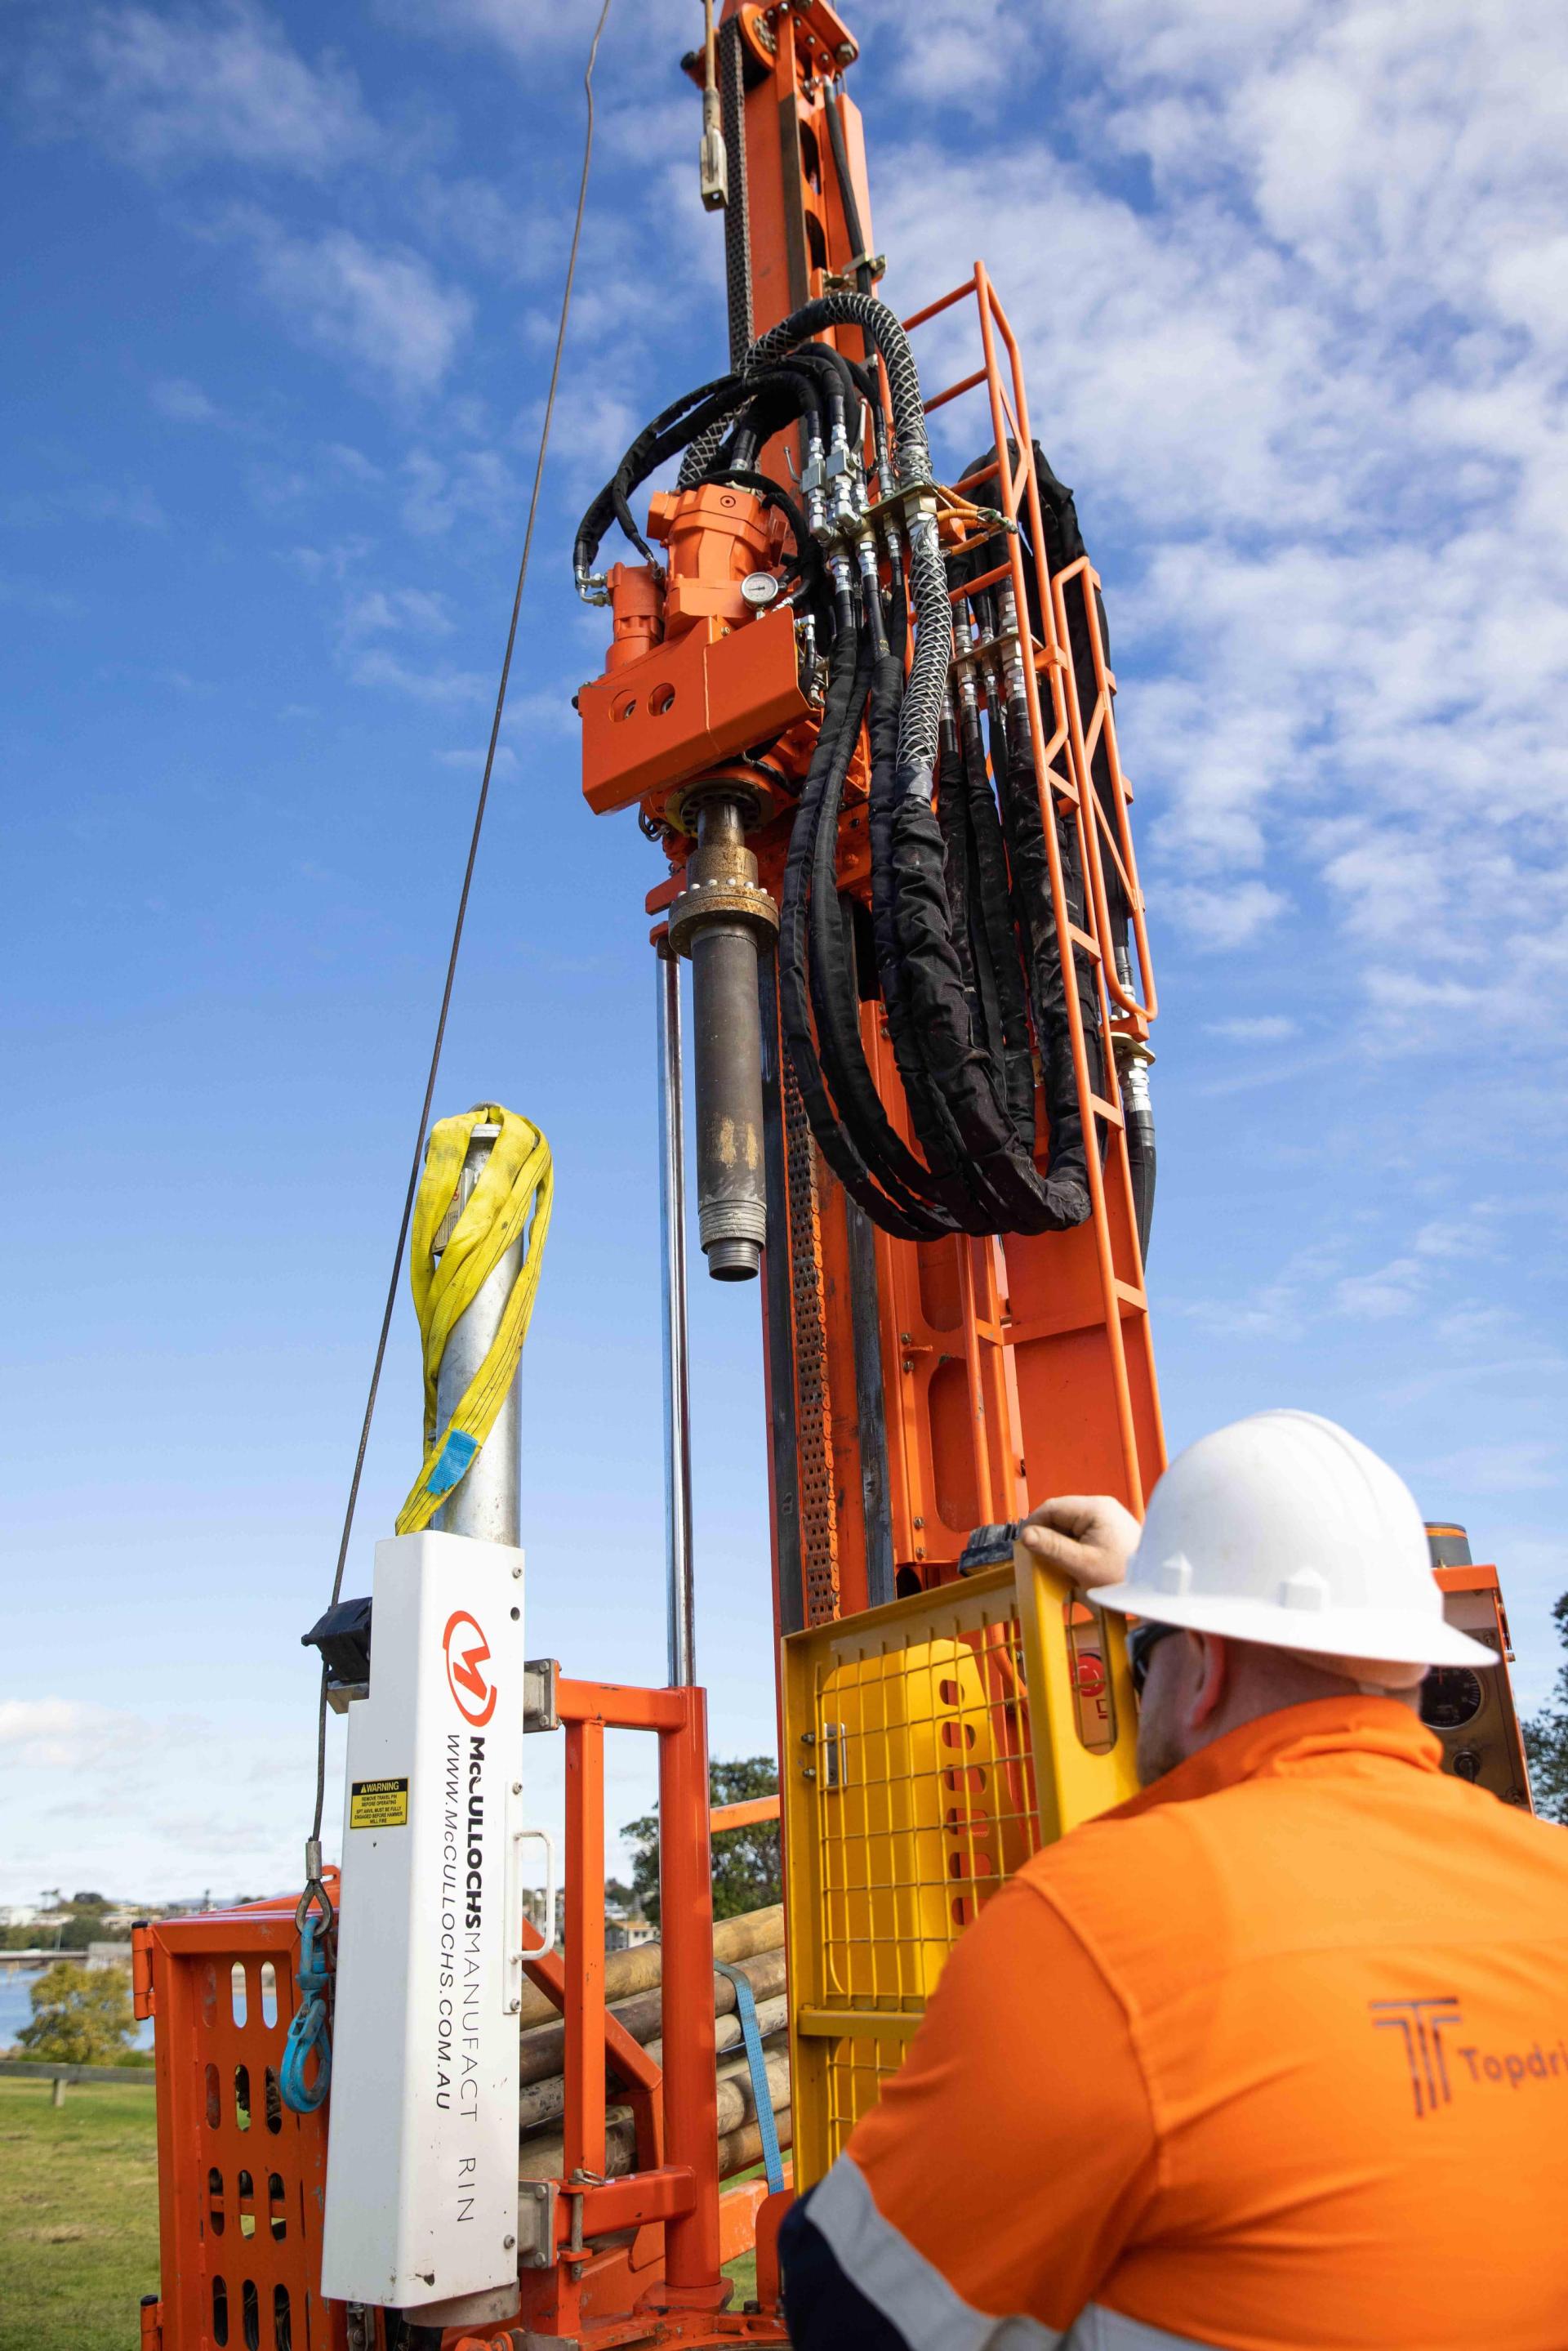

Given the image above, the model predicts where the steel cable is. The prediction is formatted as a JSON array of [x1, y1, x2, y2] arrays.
[[296, 0, 614, 1923]]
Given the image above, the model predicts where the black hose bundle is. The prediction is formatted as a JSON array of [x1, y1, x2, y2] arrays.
[[955, 440, 1154, 1255], [571, 301, 1129, 1245]]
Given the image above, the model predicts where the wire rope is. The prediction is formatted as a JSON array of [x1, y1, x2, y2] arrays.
[[294, 0, 614, 1942]]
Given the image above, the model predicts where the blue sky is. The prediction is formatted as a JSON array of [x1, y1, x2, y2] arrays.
[[5, 0, 1567, 1906]]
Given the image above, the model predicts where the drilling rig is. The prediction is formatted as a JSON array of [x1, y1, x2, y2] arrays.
[[129, 7, 1533, 2349]]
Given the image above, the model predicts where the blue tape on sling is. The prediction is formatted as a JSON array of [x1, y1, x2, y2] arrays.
[[714, 1960, 783, 2193], [428, 1428, 479, 1497]]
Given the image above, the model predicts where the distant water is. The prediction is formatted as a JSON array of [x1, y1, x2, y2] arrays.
[[0, 1959, 155, 2053]]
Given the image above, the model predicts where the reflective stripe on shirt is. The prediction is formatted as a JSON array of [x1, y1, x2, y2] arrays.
[[808, 2156, 1063, 2351], [805, 2157, 1227, 2351]]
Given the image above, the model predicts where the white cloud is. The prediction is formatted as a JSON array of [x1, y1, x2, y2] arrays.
[[0, 1694, 332, 1905], [1203, 1015, 1299, 1042], [149, 375, 224, 423], [2, 480, 167, 530], [1425, 1439, 1561, 1495], [0, 575, 84, 616], [0, 1698, 157, 1771], [1178, 1224, 1512, 1341], [347, 648, 489, 703], [853, 0, 1019, 107], [399, 445, 517, 535], [27, 0, 374, 176], [321, 442, 384, 484], [1161, 877, 1288, 949], [1414, 1216, 1496, 1261], [871, 2, 1568, 1060], [230, 213, 474, 396], [1333, 1256, 1426, 1322], [436, 744, 517, 774], [283, 536, 372, 582], [341, 585, 457, 640]]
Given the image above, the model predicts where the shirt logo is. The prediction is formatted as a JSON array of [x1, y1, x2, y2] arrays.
[[443, 1609, 497, 1727], [1370, 1996, 1461, 2118]]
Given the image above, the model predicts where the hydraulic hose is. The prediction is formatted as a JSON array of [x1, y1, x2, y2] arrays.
[[825, 83, 872, 301], [572, 309, 1135, 1249], [777, 601, 948, 1239], [803, 571, 960, 1230], [996, 688, 1096, 1222], [718, 11, 751, 366], [957, 686, 1036, 1151], [576, 372, 735, 583], [1122, 1046, 1156, 1262]]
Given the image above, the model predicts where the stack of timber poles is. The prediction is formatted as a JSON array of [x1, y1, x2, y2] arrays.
[[517, 1904, 788, 2184]]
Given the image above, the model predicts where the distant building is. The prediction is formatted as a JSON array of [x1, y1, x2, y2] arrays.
[[520, 1888, 567, 1943], [605, 1899, 656, 1952], [86, 1942, 134, 1970], [518, 1887, 656, 1952], [0, 1905, 43, 1929]]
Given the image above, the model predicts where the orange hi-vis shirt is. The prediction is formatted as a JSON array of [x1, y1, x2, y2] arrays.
[[782, 1697, 1568, 2351]]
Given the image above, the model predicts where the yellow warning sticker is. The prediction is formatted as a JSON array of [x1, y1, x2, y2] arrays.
[[350, 1777, 409, 1830]]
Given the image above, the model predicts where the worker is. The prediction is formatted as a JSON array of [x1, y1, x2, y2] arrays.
[[779, 1409, 1568, 2349]]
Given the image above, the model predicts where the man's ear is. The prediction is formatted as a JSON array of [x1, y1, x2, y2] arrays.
[[1187, 1631, 1231, 1729]]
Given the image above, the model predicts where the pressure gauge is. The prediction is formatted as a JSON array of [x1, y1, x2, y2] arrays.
[[1420, 1666, 1486, 1730], [741, 571, 781, 609]]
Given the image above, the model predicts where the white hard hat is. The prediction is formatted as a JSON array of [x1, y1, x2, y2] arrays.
[[1092, 1410, 1497, 1670]]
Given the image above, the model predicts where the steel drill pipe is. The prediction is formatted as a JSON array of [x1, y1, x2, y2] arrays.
[[667, 795, 778, 1283], [691, 919, 766, 1279]]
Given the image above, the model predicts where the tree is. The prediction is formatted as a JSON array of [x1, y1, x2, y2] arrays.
[[621, 1755, 780, 1929], [52, 1915, 109, 1952], [1524, 1592, 1568, 1823], [16, 1963, 137, 2064]]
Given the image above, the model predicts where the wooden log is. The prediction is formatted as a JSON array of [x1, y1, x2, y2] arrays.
[[711, 2045, 791, 2137], [518, 1945, 787, 2087], [514, 1903, 783, 2034], [517, 2099, 792, 2187], [710, 2106, 792, 2179], [518, 2006, 787, 2135]]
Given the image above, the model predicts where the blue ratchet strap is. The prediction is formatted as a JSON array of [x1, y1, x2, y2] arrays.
[[713, 1961, 783, 2193], [279, 1911, 333, 2112]]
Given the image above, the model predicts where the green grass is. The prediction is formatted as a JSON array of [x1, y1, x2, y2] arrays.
[[722, 2243, 758, 2308], [0, 2078, 158, 2351], [0, 2076, 768, 2341], [719, 2159, 770, 2310]]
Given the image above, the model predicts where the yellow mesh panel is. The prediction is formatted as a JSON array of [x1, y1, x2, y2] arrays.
[[782, 1559, 1138, 2184]]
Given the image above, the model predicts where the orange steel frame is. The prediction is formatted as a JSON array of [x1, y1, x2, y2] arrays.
[[508, 1675, 782, 2344], [632, 2, 1166, 1645], [136, 1686, 786, 2351], [862, 265, 1163, 1565], [140, 11, 1163, 2348], [135, 1886, 346, 2351]]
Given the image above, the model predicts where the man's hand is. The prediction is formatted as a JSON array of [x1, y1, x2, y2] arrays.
[[1018, 1495, 1140, 1591]]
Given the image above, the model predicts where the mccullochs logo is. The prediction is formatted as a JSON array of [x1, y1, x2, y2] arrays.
[[443, 1609, 497, 1727]]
